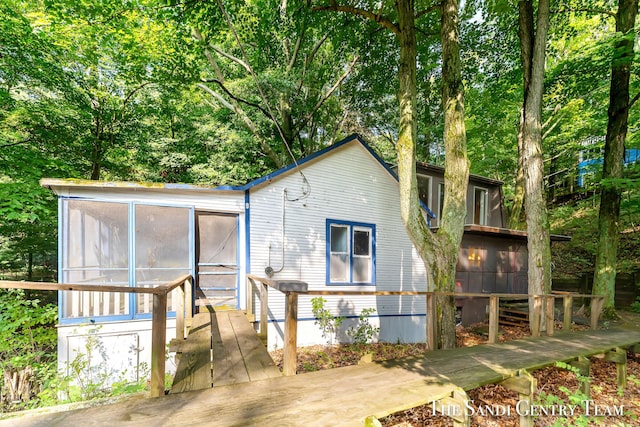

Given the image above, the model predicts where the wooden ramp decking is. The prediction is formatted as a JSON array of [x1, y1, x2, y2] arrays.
[[3, 326, 639, 427], [170, 310, 281, 393]]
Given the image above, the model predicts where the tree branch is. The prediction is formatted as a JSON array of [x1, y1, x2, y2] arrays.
[[294, 55, 359, 135], [630, 90, 640, 109], [312, 4, 400, 35], [287, 28, 306, 72], [200, 78, 273, 121], [196, 83, 234, 110], [552, 8, 615, 17], [209, 45, 252, 73], [0, 138, 34, 149], [120, 81, 153, 119], [415, 3, 442, 20]]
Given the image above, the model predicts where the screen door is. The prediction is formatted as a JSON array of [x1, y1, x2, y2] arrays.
[[195, 212, 239, 309]]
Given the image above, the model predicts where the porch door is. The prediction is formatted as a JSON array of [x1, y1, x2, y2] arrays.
[[195, 212, 239, 309]]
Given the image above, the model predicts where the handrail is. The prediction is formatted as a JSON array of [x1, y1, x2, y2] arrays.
[[246, 274, 605, 375], [0, 274, 194, 398], [0, 274, 191, 295]]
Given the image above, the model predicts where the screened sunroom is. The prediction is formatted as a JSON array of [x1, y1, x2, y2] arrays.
[[58, 196, 242, 323], [60, 199, 192, 322]]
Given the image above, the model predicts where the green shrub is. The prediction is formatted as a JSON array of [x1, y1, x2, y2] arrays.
[[311, 297, 344, 346], [0, 289, 57, 410], [347, 308, 380, 345]]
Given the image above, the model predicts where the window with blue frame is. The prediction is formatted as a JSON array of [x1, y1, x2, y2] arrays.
[[327, 219, 375, 285]]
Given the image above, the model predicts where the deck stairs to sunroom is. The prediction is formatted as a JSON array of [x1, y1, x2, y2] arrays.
[[169, 307, 281, 393]]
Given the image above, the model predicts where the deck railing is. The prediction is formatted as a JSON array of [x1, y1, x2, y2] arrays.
[[0, 275, 193, 398], [246, 274, 605, 376]]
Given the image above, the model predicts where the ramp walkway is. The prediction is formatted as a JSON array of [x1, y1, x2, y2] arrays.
[[170, 310, 281, 393], [2, 326, 639, 427]]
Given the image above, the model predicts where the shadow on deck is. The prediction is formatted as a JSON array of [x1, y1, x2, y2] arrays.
[[170, 309, 281, 393], [2, 325, 639, 427]]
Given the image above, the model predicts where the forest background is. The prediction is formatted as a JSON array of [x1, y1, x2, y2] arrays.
[[0, 0, 639, 409]]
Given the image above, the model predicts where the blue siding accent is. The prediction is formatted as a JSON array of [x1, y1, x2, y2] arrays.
[[325, 219, 376, 286], [189, 207, 196, 316], [245, 190, 251, 276], [57, 197, 63, 323], [128, 202, 136, 320], [235, 213, 241, 309], [261, 312, 427, 324]]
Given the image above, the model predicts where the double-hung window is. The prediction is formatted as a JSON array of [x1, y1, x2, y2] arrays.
[[327, 220, 375, 285], [473, 187, 488, 225]]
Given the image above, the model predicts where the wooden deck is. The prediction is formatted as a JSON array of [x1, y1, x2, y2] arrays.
[[170, 310, 281, 393], [2, 326, 639, 427]]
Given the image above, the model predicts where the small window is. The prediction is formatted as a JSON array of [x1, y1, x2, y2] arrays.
[[327, 220, 375, 285], [438, 183, 445, 225], [418, 176, 431, 207], [473, 187, 488, 225]]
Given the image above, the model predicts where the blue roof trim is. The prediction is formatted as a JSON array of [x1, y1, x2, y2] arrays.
[[214, 134, 394, 191], [213, 133, 437, 220], [420, 200, 436, 222], [214, 135, 360, 191]]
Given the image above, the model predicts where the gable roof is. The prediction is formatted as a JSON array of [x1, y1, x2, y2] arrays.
[[218, 133, 435, 219], [213, 134, 397, 191]]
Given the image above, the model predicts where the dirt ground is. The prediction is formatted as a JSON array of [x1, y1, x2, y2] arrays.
[[270, 311, 640, 426]]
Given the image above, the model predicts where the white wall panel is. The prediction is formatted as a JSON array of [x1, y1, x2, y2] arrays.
[[249, 141, 428, 347]]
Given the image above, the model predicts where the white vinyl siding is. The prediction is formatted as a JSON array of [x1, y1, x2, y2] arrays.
[[248, 141, 427, 347]]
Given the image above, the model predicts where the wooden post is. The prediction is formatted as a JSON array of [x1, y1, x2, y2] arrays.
[[605, 347, 627, 389], [186, 277, 193, 320], [590, 296, 604, 329], [151, 293, 167, 398], [283, 292, 298, 376], [500, 370, 536, 427], [531, 296, 542, 337], [563, 295, 573, 331], [176, 280, 185, 342], [426, 292, 436, 351], [488, 295, 499, 344], [545, 296, 555, 336], [259, 281, 269, 343], [246, 277, 254, 321], [569, 356, 590, 399], [433, 387, 470, 427]]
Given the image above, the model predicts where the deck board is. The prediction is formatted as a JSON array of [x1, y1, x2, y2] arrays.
[[170, 313, 213, 393], [172, 310, 280, 392], [226, 310, 281, 382], [3, 326, 639, 427], [212, 310, 252, 386]]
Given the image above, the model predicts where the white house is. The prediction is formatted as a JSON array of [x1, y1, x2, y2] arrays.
[[42, 134, 431, 383]]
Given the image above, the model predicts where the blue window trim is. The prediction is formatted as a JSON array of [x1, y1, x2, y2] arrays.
[[325, 219, 376, 286], [58, 197, 194, 324]]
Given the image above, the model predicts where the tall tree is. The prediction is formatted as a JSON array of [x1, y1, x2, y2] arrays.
[[518, 0, 552, 334], [314, 0, 468, 349], [180, 0, 359, 168], [592, 0, 638, 314]]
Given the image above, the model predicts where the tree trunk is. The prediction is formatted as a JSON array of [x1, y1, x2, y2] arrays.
[[592, 0, 638, 315], [509, 0, 534, 230], [316, 0, 468, 349], [520, 0, 551, 333], [435, 0, 468, 349], [27, 252, 33, 281]]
